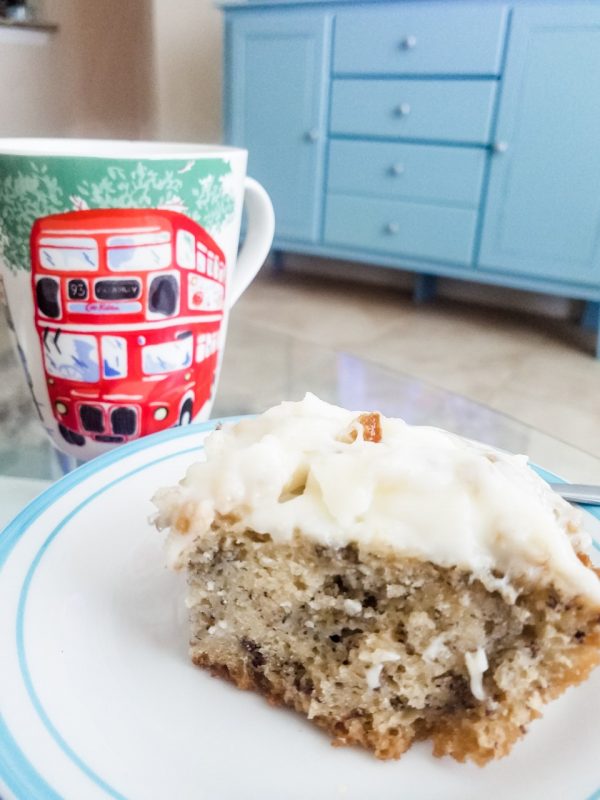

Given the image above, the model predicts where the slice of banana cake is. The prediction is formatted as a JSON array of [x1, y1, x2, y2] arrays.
[[152, 394, 600, 764]]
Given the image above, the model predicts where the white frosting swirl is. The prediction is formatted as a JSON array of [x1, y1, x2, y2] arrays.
[[153, 394, 600, 605]]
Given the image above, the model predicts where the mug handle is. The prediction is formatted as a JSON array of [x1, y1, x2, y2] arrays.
[[228, 176, 275, 308]]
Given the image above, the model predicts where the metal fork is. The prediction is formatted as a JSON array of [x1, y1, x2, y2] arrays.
[[550, 484, 600, 505]]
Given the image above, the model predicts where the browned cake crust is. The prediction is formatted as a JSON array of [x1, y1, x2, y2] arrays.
[[185, 529, 600, 765]]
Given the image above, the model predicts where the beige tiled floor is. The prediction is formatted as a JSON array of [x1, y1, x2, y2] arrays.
[[233, 268, 600, 461]]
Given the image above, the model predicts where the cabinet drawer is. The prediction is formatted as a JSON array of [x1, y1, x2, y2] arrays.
[[334, 4, 507, 76], [325, 194, 476, 265], [328, 140, 485, 206], [330, 80, 496, 144]]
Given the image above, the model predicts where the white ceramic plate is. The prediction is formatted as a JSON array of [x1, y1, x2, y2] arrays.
[[1, 421, 599, 800]]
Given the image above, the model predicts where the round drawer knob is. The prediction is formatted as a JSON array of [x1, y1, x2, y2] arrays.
[[304, 129, 319, 143], [386, 222, 400, 235], [394, 103, 411, 117], [493, 140, 509, 154], [401, 35, 417, 50], [390, 162, 405, 176]]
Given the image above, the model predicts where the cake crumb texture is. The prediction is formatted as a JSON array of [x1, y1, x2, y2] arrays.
[[186, 530, 600, 764]]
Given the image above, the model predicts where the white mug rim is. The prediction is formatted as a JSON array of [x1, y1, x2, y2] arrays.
[[0, 138, 246, 160]]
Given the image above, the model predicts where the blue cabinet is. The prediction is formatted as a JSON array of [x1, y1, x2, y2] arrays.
[[226, 10, 330, 242], [479, 6, 600, 285], [223, 1, 600, 356]]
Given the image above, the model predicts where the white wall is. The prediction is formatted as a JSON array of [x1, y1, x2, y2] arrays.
[[0, 25, 62, 136], [0, 0, 155, 139], [0, 0, 223, 142], [151, 0, 223, 143]]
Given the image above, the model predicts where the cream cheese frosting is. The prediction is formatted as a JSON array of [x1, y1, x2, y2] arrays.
[[152, 393, 600, 605]]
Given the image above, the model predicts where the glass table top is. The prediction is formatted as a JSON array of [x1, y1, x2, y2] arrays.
[[0, 313, 599, 522]]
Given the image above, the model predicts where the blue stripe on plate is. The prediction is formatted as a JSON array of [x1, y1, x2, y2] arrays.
[[0, 418, 241, 800], [0, 417, 245, 569], [0, 714, 63, 800], [14, 445, 203, 800], [0, 423, 598, 799]]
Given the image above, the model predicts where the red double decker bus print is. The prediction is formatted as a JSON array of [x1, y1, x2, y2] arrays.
[[31, 208, 226, 447]]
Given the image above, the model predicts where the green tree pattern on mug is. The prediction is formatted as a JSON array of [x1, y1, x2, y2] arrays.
[[0, 156, 235, 273]]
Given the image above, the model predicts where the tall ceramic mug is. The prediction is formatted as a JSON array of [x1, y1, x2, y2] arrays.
[[0, 139, 274, 460]]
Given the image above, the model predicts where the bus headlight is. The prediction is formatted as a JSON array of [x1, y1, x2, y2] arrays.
[[55, 401, 68, 415], [153, 406, 168, 421]]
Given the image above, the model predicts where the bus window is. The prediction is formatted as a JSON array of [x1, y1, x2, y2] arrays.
[[195, 334, 206, 362], [142, 337, 193, 375], [39, 237, 98, 271], [196, 332, 219, 362], [107, 232, 171, 271], [188, 274, 224, 312], [148, 274, 178, 316], [176, 230, 195, 269], [43, 331, 99, 382], [196, 249, 207, 274], [102, 336, 127, 379], [35, 277, 61, 319]]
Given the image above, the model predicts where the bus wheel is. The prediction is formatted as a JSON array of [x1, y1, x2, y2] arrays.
[[179, 399, 193, 426], [58, 423, 85, 447]]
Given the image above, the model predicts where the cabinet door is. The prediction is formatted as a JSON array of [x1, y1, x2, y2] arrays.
[[226, 11, 330, 243], [479, 7, 600, 285]]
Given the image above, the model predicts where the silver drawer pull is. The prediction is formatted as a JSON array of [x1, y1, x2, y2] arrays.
[[394, 103, 411, 117], [385, 222, 400, 234], [492, 140, 509, 154], [401, 35, 417, 50], [389, 163, 405, 176]]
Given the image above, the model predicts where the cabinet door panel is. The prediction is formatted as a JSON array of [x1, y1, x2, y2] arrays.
[[479, 7, 600, 284], [227, 12, 330, 242]]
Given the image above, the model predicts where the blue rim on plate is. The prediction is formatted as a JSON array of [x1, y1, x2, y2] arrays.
[[0, 420, 599, 800]]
